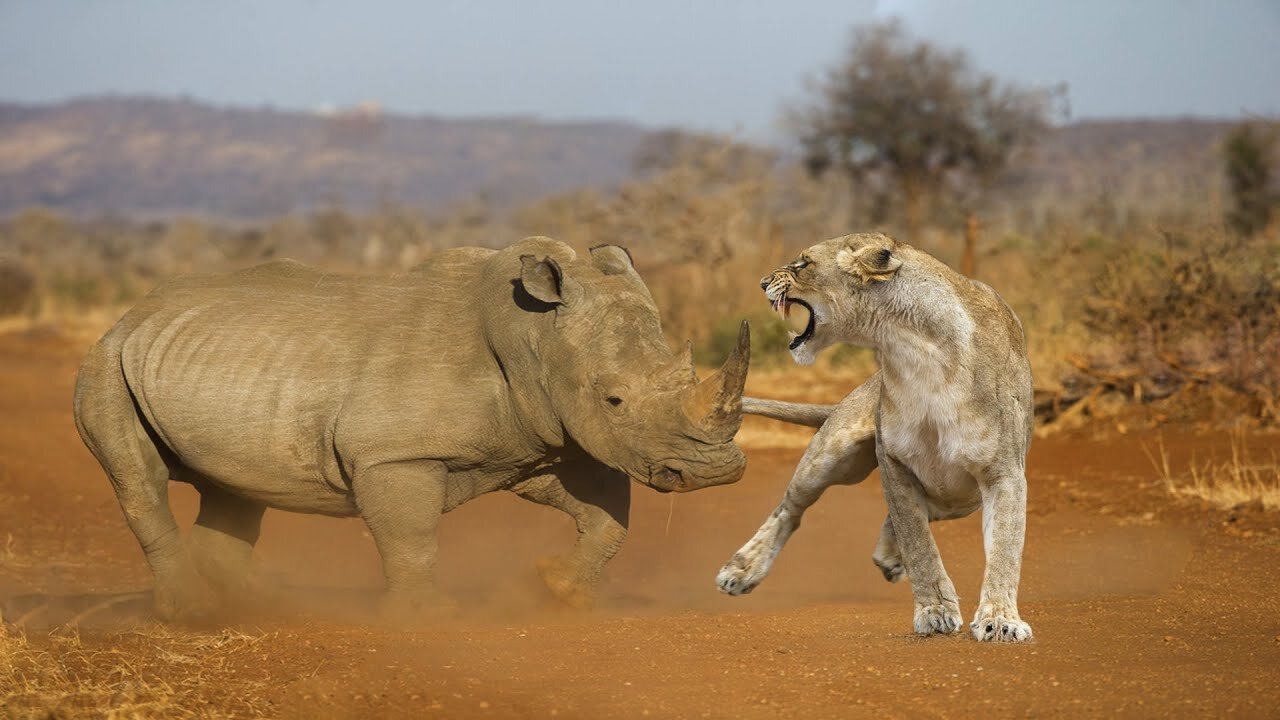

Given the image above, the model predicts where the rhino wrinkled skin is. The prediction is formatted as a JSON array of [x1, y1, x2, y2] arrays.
[[73, 237, 750, 620]]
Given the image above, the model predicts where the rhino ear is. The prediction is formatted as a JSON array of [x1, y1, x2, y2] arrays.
[[589, 244, 634, 276], [520, 255, 566, 304]]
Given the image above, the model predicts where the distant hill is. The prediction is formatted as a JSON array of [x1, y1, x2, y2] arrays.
[[1002, 117, 1238, 224], [0, 96, 1243, 221], [0, 96, 650, 219]]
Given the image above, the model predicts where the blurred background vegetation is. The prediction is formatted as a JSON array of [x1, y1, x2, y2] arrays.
[[1, 21, 1277, 429]]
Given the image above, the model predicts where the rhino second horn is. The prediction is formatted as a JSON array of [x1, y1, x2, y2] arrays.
[[675, 340, 697, 384], [682, 320, 750, 440]]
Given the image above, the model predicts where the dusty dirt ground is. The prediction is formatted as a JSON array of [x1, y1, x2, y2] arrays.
[[1, 327, 1279, 719]]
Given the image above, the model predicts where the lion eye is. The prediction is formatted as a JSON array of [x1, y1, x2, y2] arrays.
[[791, 259, 811, 272]]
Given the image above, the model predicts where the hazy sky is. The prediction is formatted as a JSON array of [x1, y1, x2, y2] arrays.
[[1, 0, 1277, 139]]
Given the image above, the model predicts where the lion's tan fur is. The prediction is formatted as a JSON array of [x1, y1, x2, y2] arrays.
[[719, 232, 1034, 642]]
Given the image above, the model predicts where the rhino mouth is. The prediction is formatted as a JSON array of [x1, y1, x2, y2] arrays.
[[643, 454, 745, 493], [648, 466, 684, 493], [771, 296, 815, 350]]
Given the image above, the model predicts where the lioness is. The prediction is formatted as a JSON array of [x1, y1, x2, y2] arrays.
[[717, 232, 1034, 642]]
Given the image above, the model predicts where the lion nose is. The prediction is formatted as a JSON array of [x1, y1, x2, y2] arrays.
[[759, 275, 771, 290]]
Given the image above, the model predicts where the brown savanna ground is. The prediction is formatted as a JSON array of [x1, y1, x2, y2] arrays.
[[1, 324, 1279, 719]]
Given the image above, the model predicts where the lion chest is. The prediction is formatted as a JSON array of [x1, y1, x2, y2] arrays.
[[880, 388, 991, 512]]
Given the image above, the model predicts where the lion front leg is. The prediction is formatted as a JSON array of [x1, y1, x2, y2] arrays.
[[717, 410, 877, 596], [878, 452, 962, 636], [971, 471, 1032, 642]]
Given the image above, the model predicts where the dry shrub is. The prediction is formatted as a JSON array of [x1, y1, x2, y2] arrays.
[[972, 232, 1095, 389], [514, 137, 841, 361], [0, 626, 272, 718], [2, 137, 1273, 430], [1075, 230, 1280, 421], [1144, 430, 1280, 511]]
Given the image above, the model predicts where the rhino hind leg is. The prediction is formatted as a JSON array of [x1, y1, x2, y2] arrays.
[[188, 484, 269, 605], [514, 466, 630, 609], [73, 353, 218, 622]]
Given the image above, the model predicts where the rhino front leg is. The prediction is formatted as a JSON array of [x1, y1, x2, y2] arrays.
[[514, 467, 630, 609], [352, 460, 451, 621]]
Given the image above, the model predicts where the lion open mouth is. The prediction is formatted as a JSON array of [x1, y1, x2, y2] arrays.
[[772, 295, 815, 350]]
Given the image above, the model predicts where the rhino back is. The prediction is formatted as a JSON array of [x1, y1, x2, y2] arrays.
[[116, 258, 515, 512]]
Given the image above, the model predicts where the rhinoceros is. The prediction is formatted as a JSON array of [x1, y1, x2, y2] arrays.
[[73, 237, 750, 621]]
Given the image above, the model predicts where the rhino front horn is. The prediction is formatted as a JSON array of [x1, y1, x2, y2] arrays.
[[682, 320, 750, 441]]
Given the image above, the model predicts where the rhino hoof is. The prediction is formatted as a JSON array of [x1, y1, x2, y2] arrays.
[[536, 556, 594, 610], [153, 579, 222, 624], [377, 589, 456, 626]]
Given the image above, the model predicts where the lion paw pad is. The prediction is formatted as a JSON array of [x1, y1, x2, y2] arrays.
[[971, 616, 1033, 642], [716, 554, 767, 596], [913, 603, 962, 636]]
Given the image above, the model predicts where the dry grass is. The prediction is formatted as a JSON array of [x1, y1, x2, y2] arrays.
[[1144, 430, 1280, 511], [2, 140, 1273, 430], [1, 533, 31, 571], [0, 625, 274, 719]]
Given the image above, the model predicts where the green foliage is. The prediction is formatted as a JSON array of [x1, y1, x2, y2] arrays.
[[828, 343, 876, 369], [47, 271, 102, 310], [1223, 122, 1278, 237], [696, 311, 878, 371], [112, 273, 143, 305], [696, 311, 794, 368]]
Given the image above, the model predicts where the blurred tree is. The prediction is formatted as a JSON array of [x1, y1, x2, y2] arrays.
[[0, 260, 35, 316], [1223, 121, 1278, 237], [792, 20, 1064, 241], [309, 207, 357, 262], [10, 208, 69, 257]]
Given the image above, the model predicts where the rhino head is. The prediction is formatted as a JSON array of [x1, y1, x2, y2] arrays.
[[485, 238, 748, 492]]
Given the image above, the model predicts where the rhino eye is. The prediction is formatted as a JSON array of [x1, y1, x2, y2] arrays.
[[607, 396, 624, 407]]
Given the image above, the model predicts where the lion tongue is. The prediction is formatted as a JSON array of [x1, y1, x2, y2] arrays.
[[784, 302, 811, 335]]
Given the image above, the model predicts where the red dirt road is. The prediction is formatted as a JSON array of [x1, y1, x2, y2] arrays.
[[1, 329, 1279, 718]]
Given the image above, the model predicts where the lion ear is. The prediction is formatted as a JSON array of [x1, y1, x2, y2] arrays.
[[837, 245, 902, 283]]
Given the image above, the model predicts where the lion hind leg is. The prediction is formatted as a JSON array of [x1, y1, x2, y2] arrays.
[[878, 453, 962, 636], [871, 515, 905, 582]]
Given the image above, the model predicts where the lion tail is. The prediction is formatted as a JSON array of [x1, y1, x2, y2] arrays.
[[741, 397, 835, 428]]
